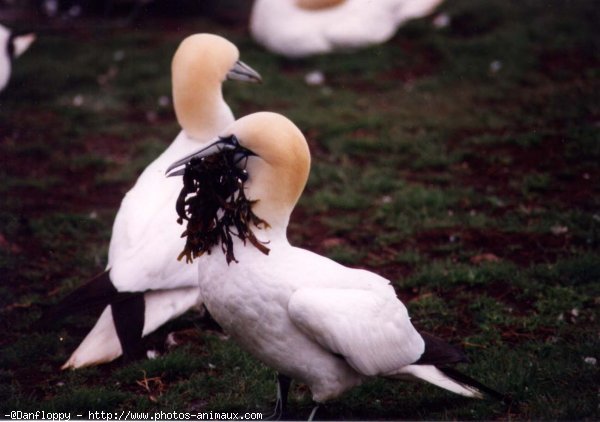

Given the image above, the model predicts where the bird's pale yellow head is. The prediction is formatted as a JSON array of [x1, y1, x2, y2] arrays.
[[222, 112, 311, 230], [172, 34, 261, 140]]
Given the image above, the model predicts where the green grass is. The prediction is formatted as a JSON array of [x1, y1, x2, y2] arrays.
[[1, 0, 599, 420]]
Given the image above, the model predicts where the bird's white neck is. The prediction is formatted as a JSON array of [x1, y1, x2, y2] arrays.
[[177, 90, 234, 142]]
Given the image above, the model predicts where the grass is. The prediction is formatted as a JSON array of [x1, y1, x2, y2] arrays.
[[1, 0, 599, 419]]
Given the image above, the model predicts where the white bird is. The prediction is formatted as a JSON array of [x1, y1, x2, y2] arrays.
[[0, 24, 35, 92], [43, 34, 262, 369], [250, 0, 445, 58], [166, 112, 504, 418]]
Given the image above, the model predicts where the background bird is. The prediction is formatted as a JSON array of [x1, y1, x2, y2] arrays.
[[166, 112, 504, 419], [250, 0, 445, 58], [42, 33, 262, 369], [0, 23, 35, 92]]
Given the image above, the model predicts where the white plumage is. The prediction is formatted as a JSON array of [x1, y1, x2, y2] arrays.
[[289, 286, 423, 377], [60, 34, 261, 369], [250, 0, 445, 58], [0, 24, 35, 92], [167, 112, 500, 415], [200, 241, 429, 402]]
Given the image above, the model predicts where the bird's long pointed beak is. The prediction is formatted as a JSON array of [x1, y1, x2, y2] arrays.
[[13, 33, 36, 58], [227, 60, 262, 83], [165, 137, 238, 177]]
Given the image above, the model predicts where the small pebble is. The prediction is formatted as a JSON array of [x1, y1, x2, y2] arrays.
[[68, 5, 82, 17], [489, 60, 502, 73], [158, 95, 170, 108], [551, 225, 569, 235], [43, 0, 59, 16], [72, 95, 84, 107], [146, 111, 158, 122], [305, 70, 325, 86], [432, 13, 451, 29], [113, 50, 125, 62]]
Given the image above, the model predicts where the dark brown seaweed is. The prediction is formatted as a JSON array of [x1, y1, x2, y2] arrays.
[[175, 149, 270, 264]]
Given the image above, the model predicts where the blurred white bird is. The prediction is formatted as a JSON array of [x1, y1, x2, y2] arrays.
[[250, 0, 445, 58], [43, 34, 261, 369], [0, 24, 35, 92], [166, 112, 504, 418]]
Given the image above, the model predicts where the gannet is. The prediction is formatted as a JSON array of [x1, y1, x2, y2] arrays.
[[166, 112, 504, 418], [0, 24, 35, 92], [250, 0, 445, 58], [44, 34, 261, 369]]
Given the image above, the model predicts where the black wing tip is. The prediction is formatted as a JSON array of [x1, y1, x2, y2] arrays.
[[416, 331, 469, 366], [34, 271, 117, 327]]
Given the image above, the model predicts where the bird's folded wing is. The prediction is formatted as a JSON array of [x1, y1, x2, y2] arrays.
[[288, 288, 424, 376]]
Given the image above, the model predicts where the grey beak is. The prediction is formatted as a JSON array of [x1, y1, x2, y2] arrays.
[[227, 60, 262, 83], [165, 137, 238, 177]]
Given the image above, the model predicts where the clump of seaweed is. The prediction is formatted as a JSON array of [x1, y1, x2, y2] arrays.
[[175, 149, 270, 264]]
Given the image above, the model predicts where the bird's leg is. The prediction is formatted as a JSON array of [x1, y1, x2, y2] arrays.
[[265, 373, 291, 420], [111, 293, 145, 361], [307, 404, 320, 421]]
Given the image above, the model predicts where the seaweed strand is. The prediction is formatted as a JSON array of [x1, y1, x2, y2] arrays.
[[175, 150, 270, 264]]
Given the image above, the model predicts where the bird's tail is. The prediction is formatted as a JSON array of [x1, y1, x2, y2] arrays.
[[393, 364, 506, 401], [437, 366, 507, 401], [61, 306, 121, 369], [391, 332, 506, 401], [61, 287, 201, 369], [393, 364, 482, 398]]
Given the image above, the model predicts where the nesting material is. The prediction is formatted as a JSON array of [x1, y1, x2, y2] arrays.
[[175, 149, 270, 264]]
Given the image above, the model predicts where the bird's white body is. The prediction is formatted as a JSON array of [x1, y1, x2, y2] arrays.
[[200, 235, 425, 401], [62, 34, 261, 369], [0, 24, 35, 92], [250, 0, 445, 58]]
